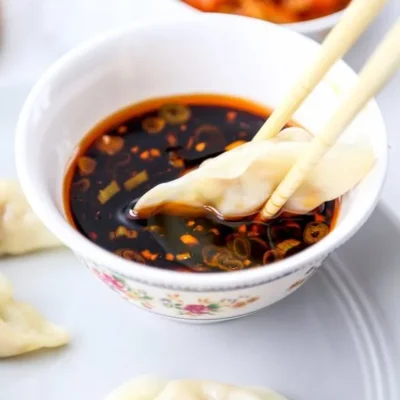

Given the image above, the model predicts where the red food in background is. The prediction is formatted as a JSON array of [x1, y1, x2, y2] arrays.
[[182, 0, 351, 23], [183, 0, 226, 12]]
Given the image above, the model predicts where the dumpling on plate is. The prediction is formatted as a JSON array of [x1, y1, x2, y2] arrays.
[[106, 376, 168, 400], [0, 180, 61, 256], [0, 272, 69, 358], [105, 375, 287, 400], [133, 128, 375, 218]]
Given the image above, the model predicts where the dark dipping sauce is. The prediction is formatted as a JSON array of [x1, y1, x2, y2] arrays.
[[64, 94, 339, 273]]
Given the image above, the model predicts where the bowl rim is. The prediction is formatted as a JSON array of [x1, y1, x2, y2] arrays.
[[15, 13, 388, 290], [283, 10, 343, 34]]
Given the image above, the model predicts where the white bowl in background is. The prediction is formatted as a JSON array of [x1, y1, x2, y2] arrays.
[[284, 10, 343, 40], [178, 0, 345, 40], [15, 13, 387, 322]]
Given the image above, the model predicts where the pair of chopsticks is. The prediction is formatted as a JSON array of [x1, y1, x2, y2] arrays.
[[251, 0, 399, 219]]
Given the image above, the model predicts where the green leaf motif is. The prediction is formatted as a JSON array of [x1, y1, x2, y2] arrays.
[[114, 275, 125, 284]]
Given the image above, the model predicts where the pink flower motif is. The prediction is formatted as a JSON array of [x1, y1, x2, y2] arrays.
[[100, 273, 125, 291], [184, 304, 209, 314]]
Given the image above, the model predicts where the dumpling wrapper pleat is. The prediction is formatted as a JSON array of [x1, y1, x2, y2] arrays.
[[0, 272, 69, 358], [134, 128, 375, 218], [0, 180, 61, 256], [105, 376, 287, 400]]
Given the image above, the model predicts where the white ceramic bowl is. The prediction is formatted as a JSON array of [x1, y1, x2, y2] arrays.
[[284, 10, 343, 40], [15, 13, 387, 322]]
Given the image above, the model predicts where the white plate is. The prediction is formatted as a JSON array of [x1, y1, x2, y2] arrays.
[[1, 205, 399, 400], [1, 1, 399, 400]]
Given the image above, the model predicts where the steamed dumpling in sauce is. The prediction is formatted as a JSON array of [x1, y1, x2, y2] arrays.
[[134, 128, 375, 218], [105, 376, 288, 400]]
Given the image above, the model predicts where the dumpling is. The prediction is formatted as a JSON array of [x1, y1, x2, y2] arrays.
[[105, 376, 287, 400], [106, 376, 168, 400], [0, 180, 61, 256], [154, 381, 287, 400], [0, 272, 69, 358], [134, 128, 375, 218]]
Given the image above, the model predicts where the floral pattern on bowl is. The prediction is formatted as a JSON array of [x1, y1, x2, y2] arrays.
[[161, 293, 260, 316], [94, 268, 155, 309], [78, 252, 327, 322], [93, 267, 260, 316]]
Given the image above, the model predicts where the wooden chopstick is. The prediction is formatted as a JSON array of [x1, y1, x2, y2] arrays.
[[252, 0, 388, 142], [261, 20, 400, 219]]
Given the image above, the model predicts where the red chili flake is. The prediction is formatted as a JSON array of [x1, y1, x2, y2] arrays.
[[139, 148, 161, 160], [180, 234, 199, 246], [238, 225, 247, 233], [168, 152, 184, 168], [140, 150, 150, 160], [89, 232, 98, 241], [176, 252, 191, 261], [141, 249, 158, 261], [114, 226, 138, 239], [244, 260, 251, 267], [149, 148, 161, 157], [166, 133, 178, 147], [194, 225, 204, 232], [118, 125, 128, 134], [195, 142, 206, 152], [226, 111, 237, 122], [131, 146, 139, 154]]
